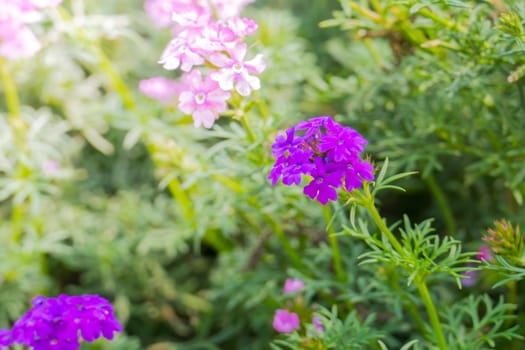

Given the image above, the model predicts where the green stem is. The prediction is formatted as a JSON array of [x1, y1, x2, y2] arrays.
[[347, 2, 382, 23], [0, 58, 21, 119], [415, 280, 448, 350], [322, 205, 346, 282], [11, 204, 23, 244], [424, 173, 457, 236], [256, 98, 270, 120], [360, 183, 447, 348], [362, 185, 405, 255], [369, 0, 383, 15], [418, 8, 465, 32], [240, 114, 256, 142]]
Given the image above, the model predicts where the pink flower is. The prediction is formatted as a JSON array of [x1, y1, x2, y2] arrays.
[[210, 43, 265, 96], [171, 7, 211, 29], [272, 309, 300, 334], [139, 77, 180, 104], [144, 0, 207, 28], [212, 0, 255, 20], [283, 278, 305, 294], [0, 26, 40, 59], [178, 70, 231, 128], [195, 22, 238, 53], [227, 17, 258, 37], [159, 33, 205, 71], [144, 0, 179, 28], [0, 0, 60, 59], [476, 245, 492, 262]]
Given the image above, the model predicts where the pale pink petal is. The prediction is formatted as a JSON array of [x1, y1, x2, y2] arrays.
[[245, 54, 266, 74], [229, 43, 247, 61], [193, 109, 216, 128], [235, 80, 251, 96], [243, 73, 260, 90], [178, 91, 194, 113], [227, 17, 258, 36], [208, 52, 231, 68], [211, 70, 235, 91]]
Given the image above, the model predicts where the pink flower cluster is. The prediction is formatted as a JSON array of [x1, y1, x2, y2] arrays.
[[272, 278, 323, 335], [141, 0, 265, 128], [0, 0, 62, 60]]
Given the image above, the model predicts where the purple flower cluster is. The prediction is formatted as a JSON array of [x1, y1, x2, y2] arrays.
[[269, 116, 374, 205], [0, 294, 122, 350]]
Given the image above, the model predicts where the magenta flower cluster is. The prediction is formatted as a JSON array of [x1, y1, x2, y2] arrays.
[[269, 116, 374, 205], [141, 0, 265, 129], [0, 0, 62, 60], [0, 294, 122, 350]]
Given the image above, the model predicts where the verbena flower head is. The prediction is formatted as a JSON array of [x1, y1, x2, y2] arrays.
[[272, 309, 300, 334], [269, 116, 374, 205], [0, 0, 62, 59], [283, 278, 305, 294], [0, 294, 122, 350], [147, 0, 264, 128], [178, 70, 231, 128]]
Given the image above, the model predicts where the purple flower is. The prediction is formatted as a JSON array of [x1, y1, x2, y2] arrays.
[[269, 116, 374, 204], [272, 309, 300, 334], [283, 278, 305, 294], [0, 329, 13, 348], [318, 118, 368, 162], [312, 316, 324, 332], [5, 294, 122, 350], [303, 158, 344, 205], [461, 265, 478, 287]]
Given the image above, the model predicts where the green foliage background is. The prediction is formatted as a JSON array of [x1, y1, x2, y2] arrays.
[[0, 0, 524, 349]]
